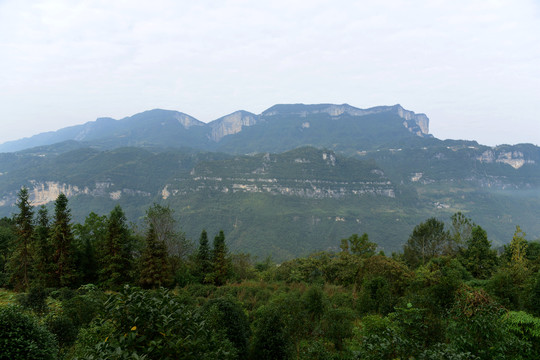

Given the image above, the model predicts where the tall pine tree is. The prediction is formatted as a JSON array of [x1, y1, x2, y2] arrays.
[[98, 205, 133, 289], [34, 205, 53, 288], [50, 193, 76, 288], [74, 212, 106, 285], [212, 230, 230, 286], [196, 230, 212, 283], [8, 187, 34, 291], [139, 223, 170, 288]]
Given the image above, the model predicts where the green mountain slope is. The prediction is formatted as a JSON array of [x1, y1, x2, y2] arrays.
[[0, 145, 538, 260], [0, 104, 539, 260]]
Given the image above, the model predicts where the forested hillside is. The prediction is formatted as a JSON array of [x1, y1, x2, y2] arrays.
[[0, 104, 539, 258]]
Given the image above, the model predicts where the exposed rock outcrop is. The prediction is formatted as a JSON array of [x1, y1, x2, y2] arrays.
[[261, 103, 430, 137], [476, 149, 535, 169], [209, 111, 259, 141]]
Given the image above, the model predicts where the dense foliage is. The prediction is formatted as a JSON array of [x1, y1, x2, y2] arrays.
[[1, 193, 540, 359]]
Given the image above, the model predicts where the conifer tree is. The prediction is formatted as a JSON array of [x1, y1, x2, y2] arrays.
[[99, 205, 132, 289], [0, 218, 16, 287], [33, 205, 53, 288], [73, 212, 106, 284], [50, 193, 77, 288], [196, 229, 212, 283], [212, 230, 230, 286], [139, 223, 170, 288], [8, 187, 34, 291]]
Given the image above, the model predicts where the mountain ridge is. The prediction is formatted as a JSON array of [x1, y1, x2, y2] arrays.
[[0, 103, 538, 260], [0, 103, 431, 153]]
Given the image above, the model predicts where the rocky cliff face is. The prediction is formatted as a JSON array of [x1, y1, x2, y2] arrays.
[[0, 180, 152, 208], [209, 111, 259, 141], [476, 149, 536, 169], [174, 112, 205, 129], [260, 103, 430, 137]]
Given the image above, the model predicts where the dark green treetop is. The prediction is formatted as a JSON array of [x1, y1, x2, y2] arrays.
[[8, 187, 34, 291]]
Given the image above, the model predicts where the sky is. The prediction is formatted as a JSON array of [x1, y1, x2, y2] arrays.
[[1, 0, 539, 146]]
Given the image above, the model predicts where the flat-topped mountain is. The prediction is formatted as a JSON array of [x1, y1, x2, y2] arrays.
[[0, 103, 430, 153]]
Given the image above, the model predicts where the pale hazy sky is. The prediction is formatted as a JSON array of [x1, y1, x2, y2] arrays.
[[1, 0, 539, 146]]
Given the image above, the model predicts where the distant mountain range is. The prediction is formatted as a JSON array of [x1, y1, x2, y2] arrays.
[[0, 104, 538, 260], [0, 103, 430, 153]]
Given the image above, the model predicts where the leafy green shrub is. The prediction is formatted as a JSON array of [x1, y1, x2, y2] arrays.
[[203, 297, 251, 358], [504, 311, 540, 358], [416, 343, 478, 360], [525, 270, 540, 316], [357, 276, 393, 315], [76, 286, 237, 360], [298, 339, 334, 360], [62, 295, 101, 328], [406, 257, 469, 315], [354, 315, 407, 360], [50, 287, 75, 302], [184, 283, 217, 298], [389, 302, 443, 355], [329, 291, 354, 309], [322, 307, 354, 351], [0, 305, 58, 360], [447, 286, 521, 360], [486, 270, 521, 310], [17, 286, 49, 314], [251, 304, 293, 360], [302, 285, 328, 322], [44, 313, 78, 348]]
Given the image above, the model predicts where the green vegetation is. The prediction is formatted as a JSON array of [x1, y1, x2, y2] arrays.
[[0, 142, 538, 260], [1, 195, 540, 359]]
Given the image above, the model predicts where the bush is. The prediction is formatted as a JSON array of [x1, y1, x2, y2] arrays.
[[299, 339, 334, 360], [0, 306, 58, 360], [17, 286, 49, 314], [75, 286, 237, 360], [203, 297, 251, 358], [44, 314, 78, 348], [358, 276, 393, 315], [322, 307, 354, 351], [50, 287, 75, 302], [447, 286, 522, 359], [251, 304, 293, 360], [62, 294, 101, 328]]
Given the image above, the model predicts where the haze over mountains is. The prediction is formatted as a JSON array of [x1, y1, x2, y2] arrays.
[[0, 103, 430, 153], [0, 103, 538, 260]]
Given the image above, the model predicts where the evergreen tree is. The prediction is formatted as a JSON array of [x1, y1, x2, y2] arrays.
[[33, 206, 53, 288], [461, 226, 497, 279], [212, 230, 229, 286], [50, 193, 77, 288], [0, 218, 16, 287], [99, 205, 133, 289], [73, 212, 106, 284], [196, 230, 212, 283], [8, 187, 35, 291], [139, 223, 171, 288]]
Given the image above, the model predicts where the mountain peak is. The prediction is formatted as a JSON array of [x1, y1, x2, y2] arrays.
[[208, 110, 259, 141], [0, 103, 432, 153]]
